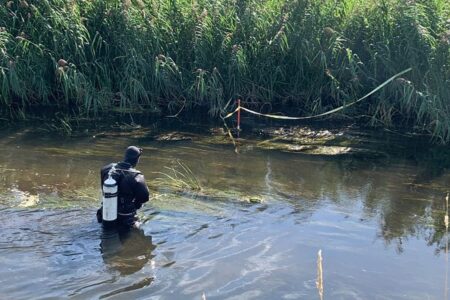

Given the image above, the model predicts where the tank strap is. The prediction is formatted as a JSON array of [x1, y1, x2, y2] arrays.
[[118, 212, 135, 216], [104, 191, 118, 198], [121, 168, 141, 175]]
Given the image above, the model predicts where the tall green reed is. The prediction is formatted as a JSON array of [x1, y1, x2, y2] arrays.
[[0, 0, 449, 142]]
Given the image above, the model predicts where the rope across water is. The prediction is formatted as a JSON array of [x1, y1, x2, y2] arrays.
[[223, 68, 412, 121]]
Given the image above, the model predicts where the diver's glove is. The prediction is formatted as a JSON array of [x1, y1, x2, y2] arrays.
[[96, 208, 103, 223], [135, 201, 142, 210]]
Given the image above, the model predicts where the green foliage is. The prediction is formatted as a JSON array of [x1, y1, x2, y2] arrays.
[[0, 0, 449, 141], [153, 160, 202, 192]]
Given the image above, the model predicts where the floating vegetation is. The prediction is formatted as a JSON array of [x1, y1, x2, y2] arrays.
[[206, 126, 386, 157], [92, 125, 150, 139], [154, 132, 197, 142], [0, 186, 98, 209], [17, 192, 39, 208], [143, 126, 427, 157], [244, 196, 264, 204]]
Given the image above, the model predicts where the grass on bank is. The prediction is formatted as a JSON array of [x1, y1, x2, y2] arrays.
[[0, 0, 449, 141]]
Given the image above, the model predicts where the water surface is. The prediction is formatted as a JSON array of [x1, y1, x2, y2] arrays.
[[0, 126, 448, 299]]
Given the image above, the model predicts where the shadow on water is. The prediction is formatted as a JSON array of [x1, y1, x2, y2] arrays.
[[100, 227, 156, 276]]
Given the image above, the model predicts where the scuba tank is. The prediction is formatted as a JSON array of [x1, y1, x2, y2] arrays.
[[102, 172, 118, 224]]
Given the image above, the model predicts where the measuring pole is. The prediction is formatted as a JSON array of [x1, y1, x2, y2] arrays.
[[237, 98, 241, 131]]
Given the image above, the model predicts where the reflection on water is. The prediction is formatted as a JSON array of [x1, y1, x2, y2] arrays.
[[0, 126, 449, 299], [100, 227, 156, 276]]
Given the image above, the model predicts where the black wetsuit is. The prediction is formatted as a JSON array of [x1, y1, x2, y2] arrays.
[[97, 162, 149, 227]]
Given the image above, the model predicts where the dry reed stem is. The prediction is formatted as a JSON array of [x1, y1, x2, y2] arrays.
[[316, 249, 324, 300], [445, 193, 449, 300], [123, 0, 131, 10], [445, 193, 449, 229], [136, 0, 145, 10], [221, 117, 239, 154]]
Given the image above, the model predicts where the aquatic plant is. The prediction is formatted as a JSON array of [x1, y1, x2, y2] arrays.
[[0, 0, 449, 142], [153, 160, 202, 192]]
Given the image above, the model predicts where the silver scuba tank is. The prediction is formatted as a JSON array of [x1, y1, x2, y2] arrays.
[[102, 174, 118, 222]]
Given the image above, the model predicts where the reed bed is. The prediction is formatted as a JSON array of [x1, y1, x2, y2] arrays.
[[0, 0, 449, 142]]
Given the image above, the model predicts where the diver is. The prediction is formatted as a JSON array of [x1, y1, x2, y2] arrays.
[[97, 146, 150, 228]]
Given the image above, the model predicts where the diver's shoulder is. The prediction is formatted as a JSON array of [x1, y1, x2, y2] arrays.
[[130, 168, 142, 176], [130, 166, 141, 172], [101, 163, 115, 172]]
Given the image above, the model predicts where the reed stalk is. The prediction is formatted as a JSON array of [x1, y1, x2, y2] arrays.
[[0, 0, 449, 142], [445, 193, 449, 299], [316, 249, 324, 300]]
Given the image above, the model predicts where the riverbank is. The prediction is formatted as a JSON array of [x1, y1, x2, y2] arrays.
[[1, 0, 449, 141]]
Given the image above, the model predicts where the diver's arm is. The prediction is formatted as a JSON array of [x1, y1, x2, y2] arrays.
[[134, 174, 150, 209]]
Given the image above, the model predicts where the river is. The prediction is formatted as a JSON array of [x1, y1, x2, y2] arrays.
[[0, 124, 448, 299]]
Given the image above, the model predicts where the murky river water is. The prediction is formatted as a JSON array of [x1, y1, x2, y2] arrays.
[[0, 125, 449, 299]]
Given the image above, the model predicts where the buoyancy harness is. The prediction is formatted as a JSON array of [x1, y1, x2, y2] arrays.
[[102, 163, 141, 225]]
